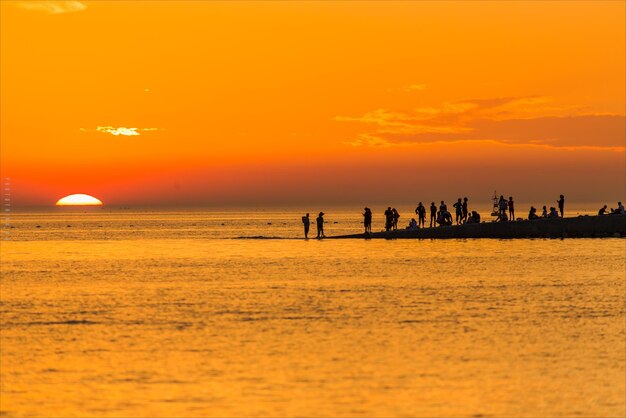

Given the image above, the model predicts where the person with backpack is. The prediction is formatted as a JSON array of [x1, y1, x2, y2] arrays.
[[301, 213, 310, 238]]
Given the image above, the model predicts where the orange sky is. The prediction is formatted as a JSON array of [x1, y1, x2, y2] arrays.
[[1, 1, 624, 207]]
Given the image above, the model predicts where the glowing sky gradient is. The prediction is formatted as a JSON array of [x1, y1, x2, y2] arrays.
[[1, 1, 624, 207]]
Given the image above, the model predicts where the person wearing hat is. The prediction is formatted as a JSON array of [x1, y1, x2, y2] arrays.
[[316, 212, 325, 238]]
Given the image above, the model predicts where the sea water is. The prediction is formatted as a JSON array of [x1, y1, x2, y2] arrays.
[[1, 209, 624, 417]]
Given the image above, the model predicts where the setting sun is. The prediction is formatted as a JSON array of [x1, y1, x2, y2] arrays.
[[55, 193, 103, 206]]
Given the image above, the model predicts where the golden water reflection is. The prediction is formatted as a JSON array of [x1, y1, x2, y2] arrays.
[[1, 223, 624, 417]]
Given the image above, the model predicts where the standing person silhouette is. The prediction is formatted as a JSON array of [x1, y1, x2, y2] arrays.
[[498, 195, 508, 217], [415, 202, 426, 228], [430, 202, 437, 227], [453, 198, 463, 225], [316, 212, 325, 238], [301, 213, 310, 239], [508, 197, 515, 221], [392, 208, 400, 230], [558, 195, 565, 218], [363, 207, 372, 233], [384, 207, 393, 232], [462, 197, 469, 223]]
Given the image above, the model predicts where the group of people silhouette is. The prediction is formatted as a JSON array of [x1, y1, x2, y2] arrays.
[[301, 212, 325, 239], [301, 194, 625, 238], [365, 198, 479, 233], [598, 202, 625, 216], [414, 198, 478, 228], [527, 195, 565, 220], [495, 195, 516, 222], [383, 207, 400, 231], [377, 200, 478, 232]]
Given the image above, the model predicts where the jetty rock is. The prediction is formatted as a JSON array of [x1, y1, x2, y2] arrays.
[[331, 214, 626, 239]]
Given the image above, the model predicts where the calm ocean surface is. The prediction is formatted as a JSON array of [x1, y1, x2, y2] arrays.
[[1, 209, 625, 417]]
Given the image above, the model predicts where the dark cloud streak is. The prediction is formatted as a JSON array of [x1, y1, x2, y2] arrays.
[[381, 114, 626, 148], [337, 96, 625, 149]]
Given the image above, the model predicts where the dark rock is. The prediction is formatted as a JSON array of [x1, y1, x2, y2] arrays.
[[330, 214, 626, 240]]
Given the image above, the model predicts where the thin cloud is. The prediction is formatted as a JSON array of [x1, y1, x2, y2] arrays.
[[11, 1, 87, 14], [347, 134, 625, 153], [342, 134, 394, 148], [97, 127, 139, 136], [403, 84, 426, 91], [361, 115, 626, 149], [334, 109, 418, 128], [387, 83, 427, 93], [336, 96, 624, 150], [90, 127, 159, 137], [379, 114, 626, 148], [334, 109, 470, 134], [411, 96, 557, 122]]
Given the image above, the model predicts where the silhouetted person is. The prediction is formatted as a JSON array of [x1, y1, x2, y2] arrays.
[[407, 218, 418, 230], [598, 205, 608, 216], [439, 200, 447, 213], [429, 202, 437, 227], [528, 206, 538, 220], [384, 207, 393, 232], [453, 198, 462, 225], [415, 202, 426, 228], [615, 202, 625, 214], [468, 211, 481, 223], [437, 209, 453, 226], [363, 207, 372, 233], [462, 197, 469, 223], [548, 206, 559, 218], [316, 212, 325, 238], [498, 195, 508, 216], [496, 211, 508, 222], [508, 196, 515, 221], [302, 213, 310, 238], [541, 205, 548, 218], [392, 208, 400, 230], [558, 195, 565, 218]]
